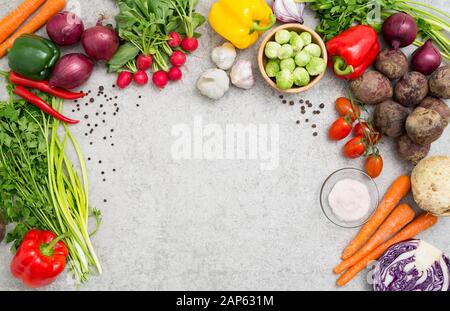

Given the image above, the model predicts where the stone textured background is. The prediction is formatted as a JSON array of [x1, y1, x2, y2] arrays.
[[0, 0, 448, 291]]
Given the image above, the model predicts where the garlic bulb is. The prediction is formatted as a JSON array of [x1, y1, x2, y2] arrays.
[[230, 60, 254, 89], [211, 42, 236, 70], [197, 69, 230, 100]]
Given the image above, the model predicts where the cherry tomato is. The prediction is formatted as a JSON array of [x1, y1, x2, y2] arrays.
[[343, 136, 366, 158], [335, 97, 360, 121], [365, 154, 383, 178], [353, 122, 382, 144], [328, 117, 353, 141]]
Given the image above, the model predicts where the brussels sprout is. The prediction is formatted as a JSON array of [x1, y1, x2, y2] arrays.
[[299, 32, 312, 45], [303, 43, 322, 57], [265, 60, 280, 77], [306, 57, 326, 76], [294, 50, 311, 67], [265, 41, 281, 59], [293, 67, 310, 87], [275, 30, 291, 44], [280, 58, 296, 72], [278, 44, 294, 59], [276, 69, 294, 90], [290, 31, 299, 40], [290, 35, 304, 53]]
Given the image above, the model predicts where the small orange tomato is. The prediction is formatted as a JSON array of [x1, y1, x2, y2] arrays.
[[328, 117, 353, 141], [365, 154, 383, 178], [335, 97, 360, 121]]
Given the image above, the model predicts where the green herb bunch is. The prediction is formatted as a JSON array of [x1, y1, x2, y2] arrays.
[[0, 78, 101, 284]]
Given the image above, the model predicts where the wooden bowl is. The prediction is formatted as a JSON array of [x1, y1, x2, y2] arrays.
[[257, 23, 328, 94]]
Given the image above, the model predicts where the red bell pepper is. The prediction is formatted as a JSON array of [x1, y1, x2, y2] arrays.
[[9, 71, 86, 100], [326, 25, 380, 80], [10, 229, 68, 288]]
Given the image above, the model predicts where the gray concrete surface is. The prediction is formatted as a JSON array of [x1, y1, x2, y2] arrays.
[[0, 0, 449, 291]]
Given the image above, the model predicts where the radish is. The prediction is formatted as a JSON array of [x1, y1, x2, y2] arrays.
[[134, 71, 149, 85], [116, 71, 133, 89], [181, 37, 198, 52], [168, 32, 182, 48], [136, 54, 153, 71], [152, 71, 168, 89], [168, 67, 182, 81], [169, 50, 187, 67]]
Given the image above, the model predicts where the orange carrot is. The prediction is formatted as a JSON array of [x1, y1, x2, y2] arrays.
[[341, 175, 411, 260], [0, 0, 46, 45], [0, 0, 66, 58], [334, 203, 415, 274], [336, 213, 437, 287]]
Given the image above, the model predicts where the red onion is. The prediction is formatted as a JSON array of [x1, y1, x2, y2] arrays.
[[49, 53, 94, 90], [81, 22, 119, 62], [46, 11, 84, 46], [382, 12, 418, 49], [411, 39, 442, 75], [273, 0, 305, 24]]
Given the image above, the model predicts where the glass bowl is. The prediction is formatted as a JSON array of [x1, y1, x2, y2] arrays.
[[320, 168, 380, 228]]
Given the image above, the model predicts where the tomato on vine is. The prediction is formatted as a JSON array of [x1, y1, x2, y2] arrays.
[[353, 122, 382, 144], [328, 117, 353, 141], [343, 136, 366, 158], [365, 154, 383, 178], [335, 97, 360, 121]]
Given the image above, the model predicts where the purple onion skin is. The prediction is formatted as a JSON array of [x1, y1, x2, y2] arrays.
[[81, 22, 119, 62], [382, 12, 418, 49], [411, 40, 442, 75], [49, 53, 94, 90], [46, 11, 84, 46]]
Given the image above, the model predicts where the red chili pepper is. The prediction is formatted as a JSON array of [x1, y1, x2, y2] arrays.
[[10, 229, 68, 288], [326, 25, 380, 80], [9, 71, 85, 100], [14, 86, 79, 124]]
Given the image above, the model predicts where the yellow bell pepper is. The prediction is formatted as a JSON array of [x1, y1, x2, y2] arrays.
[[208, 0, 276, 49]]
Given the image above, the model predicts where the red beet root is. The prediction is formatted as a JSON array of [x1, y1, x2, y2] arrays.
[[116, 71, 133, 89], [134, 71, 149, 85], [168, 67, 182, 81], [152, 71, 168, 89], [169, 50, 187, 67], [181, 37, 198, 52], [136, 54, 153, 71], [168, 32, 182, 48]]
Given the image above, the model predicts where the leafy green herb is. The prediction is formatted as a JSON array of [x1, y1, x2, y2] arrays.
[[0, 80, 101, 283]]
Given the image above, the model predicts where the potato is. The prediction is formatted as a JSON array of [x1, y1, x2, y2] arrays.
[[420, 97, 450, 127], [406, 107, 444, 145], [411, 156, 450, 216], [396, 135, 430, 165], [375, 48, 408, 80], [374, 100, 410, 137], [394, 71, 428, 107], [350, 71, 393, 105], [429, 65, 450, 99]]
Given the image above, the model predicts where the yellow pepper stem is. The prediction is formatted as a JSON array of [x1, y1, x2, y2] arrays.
[[250, 14, 276, 33]]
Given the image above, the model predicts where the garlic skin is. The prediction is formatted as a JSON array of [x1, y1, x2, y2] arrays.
[[230, 60, 254, 89], [197, 69, 230, 100], [211, 42, 237, 70]]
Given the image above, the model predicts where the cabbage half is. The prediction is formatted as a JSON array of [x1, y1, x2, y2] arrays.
[[373, 239, 450, 291]]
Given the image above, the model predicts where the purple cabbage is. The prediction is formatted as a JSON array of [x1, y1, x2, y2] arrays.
[[373, 239, 450, 291]]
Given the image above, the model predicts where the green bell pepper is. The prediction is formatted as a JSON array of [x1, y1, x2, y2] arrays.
[[8, 34, 60, 81]]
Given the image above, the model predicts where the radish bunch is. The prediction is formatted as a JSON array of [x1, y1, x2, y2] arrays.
[[116, 32, 198, 90]]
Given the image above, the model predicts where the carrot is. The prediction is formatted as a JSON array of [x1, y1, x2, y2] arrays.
[[0, 0, 66, 58], [336, 213, 437, 287], [334, 203, 415, 274], [341, 175, 411, 260], [0, 0, 46, 45]]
